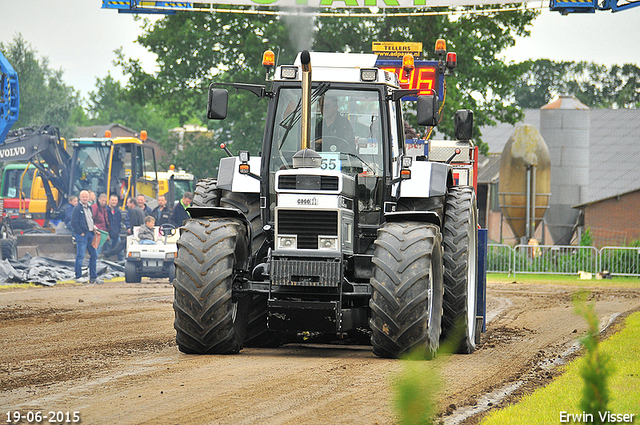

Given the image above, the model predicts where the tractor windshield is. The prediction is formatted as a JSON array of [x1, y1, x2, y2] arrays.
[[269, 87, 386, 224], [270, 87, 384, 174]]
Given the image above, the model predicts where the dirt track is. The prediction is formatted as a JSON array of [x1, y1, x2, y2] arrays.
[[1, 280, 639, 424]]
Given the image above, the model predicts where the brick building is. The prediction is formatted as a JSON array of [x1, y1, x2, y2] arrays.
[[575, 189, 640, 247]]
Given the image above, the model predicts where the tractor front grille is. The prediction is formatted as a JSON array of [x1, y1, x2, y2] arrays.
[[277, 209, 338, 249], [271, 257, 341, 287], [278, 175, 339, 191]]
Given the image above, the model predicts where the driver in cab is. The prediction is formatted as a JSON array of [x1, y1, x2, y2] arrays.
[[314, 94, 355, 152]]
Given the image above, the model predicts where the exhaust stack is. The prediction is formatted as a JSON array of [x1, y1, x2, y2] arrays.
[[292, 50, 321, 169], [300, 50, 312, 150]]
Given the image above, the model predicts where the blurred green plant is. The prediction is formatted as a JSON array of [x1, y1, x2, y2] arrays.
[[580, 228, 594, 247], [393, 320, 464, 425], [573, 291, 613, 424]]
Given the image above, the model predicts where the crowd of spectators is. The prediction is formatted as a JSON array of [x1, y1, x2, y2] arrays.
[[65, 190, 194, 283]]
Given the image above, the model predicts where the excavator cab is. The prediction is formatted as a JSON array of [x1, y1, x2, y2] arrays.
[[68, 136, 159, 208]]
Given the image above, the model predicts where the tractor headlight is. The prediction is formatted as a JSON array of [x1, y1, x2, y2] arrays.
[[276, 235, 297, 249], [318, 236, 338, 251], [360, 68, 378, 82], [129, 252, 141, 258], [281, 66, 298, 79], [165, 252, 177, 260]]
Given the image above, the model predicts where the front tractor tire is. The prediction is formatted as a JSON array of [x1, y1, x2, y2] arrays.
[[219, 191, 278, 348], [173, 218, 249, 354], [370, 222, 444, 359], [442, 186, 479, 354]]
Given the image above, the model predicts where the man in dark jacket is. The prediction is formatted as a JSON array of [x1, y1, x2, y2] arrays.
[[314, 94, 355, 151], [152, 194, 172, 227], [63, 195, 78, 232], [103, 194, 124, 261], [170, 191, 193, 227], [137, 194, 153, 216], [125, 197, 145, 235], [70, 190, 99, 283]]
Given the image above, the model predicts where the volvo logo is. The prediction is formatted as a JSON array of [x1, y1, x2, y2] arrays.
[[0, 146, 26, 159]]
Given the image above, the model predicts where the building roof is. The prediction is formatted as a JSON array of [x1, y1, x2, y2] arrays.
[[585, 109, 640, 204], [479, 109, 540, 155], [478, 108, 640, 205], [74, 123, 139, 139], [575, 187, 640, 208], [477, 153, 501, 184], [541, 95, 589, 110]]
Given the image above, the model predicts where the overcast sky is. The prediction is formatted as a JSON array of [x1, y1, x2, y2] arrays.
[[1, 1, 639, 99]]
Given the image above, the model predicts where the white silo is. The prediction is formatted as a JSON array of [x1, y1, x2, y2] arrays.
[[540, 95, 590, 245]]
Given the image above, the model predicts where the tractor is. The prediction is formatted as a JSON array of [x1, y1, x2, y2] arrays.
[[173, 41, 486, 358]]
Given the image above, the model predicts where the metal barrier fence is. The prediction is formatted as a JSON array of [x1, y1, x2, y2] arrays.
[[599, 247, 640, 277], [487, 244, 512, 273], [513, 245, 598, 275], [487, 244, 640, 277]]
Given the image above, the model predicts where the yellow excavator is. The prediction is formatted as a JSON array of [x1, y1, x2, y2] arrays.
[[0, 127, 159, 259]]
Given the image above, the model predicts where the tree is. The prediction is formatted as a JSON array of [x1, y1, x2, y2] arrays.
[[118, 7, 539, 167], [165, 129, 227, 179], [513, 59, 640, 109], [85, 73, 178, 144], [0, 34, 80, 139], [312, 7, 539, 151], [117, 11, 295, 158]]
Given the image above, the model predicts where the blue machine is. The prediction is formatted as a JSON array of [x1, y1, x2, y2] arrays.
[[0, 51, 20, 143], [550, 0, 640, 13]]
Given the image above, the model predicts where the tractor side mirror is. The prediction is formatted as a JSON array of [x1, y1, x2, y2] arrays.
[[455, 109, 474, 141], [207, 88, 229, 120], [416, 94, 439, 127]]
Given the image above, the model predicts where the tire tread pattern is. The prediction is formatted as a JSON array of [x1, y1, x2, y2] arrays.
[[192, 178, 219, 207], [218, 192, 277, 347], [0, 238, 17, 261], [369, 222, 443, 359], [173, 218, 244, 354], [442, 186, 478, 354]]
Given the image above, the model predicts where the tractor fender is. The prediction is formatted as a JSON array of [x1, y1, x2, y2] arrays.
[[216, 157, 261, 193], [188, 205, 247, 222], [187, 206, 252, 243], [384, 210, 441, 227], [399, 161, 452, 198]]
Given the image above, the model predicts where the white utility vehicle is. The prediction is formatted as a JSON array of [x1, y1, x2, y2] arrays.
[[125, 223, 178, 283]]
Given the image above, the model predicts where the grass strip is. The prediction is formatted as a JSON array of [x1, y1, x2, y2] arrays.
[[481, 311, 640, 425]]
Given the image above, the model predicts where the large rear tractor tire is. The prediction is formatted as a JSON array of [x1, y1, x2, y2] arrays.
[[192, 178, 219, 207], [243, 295, 280, 348], [173, 218, 250, 354], [370, 222, 444, 359], [442, 186, 479, 354], [219, 192, 265, 264]]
